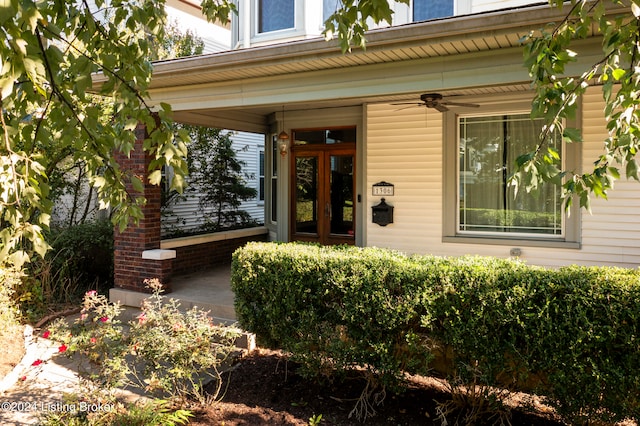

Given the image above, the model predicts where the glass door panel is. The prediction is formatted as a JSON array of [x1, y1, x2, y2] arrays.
[[292, 148, 355, 245], [295, 156, 319, 235], [329, 155, 354, 236]]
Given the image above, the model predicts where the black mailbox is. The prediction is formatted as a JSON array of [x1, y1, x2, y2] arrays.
[[372, 198, 394, 226]]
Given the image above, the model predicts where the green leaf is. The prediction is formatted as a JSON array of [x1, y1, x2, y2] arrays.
[[625, 159, 638, 180], [131, 175, 145, 193], [148, 169, 162, 185], [611, 68, 626, 81], [562, 127, 583, 143]]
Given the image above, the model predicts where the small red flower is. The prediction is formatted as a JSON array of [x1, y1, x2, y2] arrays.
[[99, 316, 108, 323], [137, 313, 146, 324], [86, 290, 97, 297], [20, 375, 26, 381], [58, 344, 67, 353], [90, 337, 97, 344], [32, 359, 43, 366], [42, 330, 50, 339]]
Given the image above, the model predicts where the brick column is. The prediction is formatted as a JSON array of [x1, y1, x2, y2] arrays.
[[113, 123, 174, 293]]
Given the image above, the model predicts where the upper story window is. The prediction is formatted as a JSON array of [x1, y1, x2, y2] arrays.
[[323, 0, 335, 22], [259, 0, 295, 33], [413, 0, 454, 21]]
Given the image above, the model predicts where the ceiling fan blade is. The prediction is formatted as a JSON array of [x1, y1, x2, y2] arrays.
[[434, 104, 449, 112], [442, 101, 480, 108], [394, 104, 423, 111], [391, 102, 424, 106]]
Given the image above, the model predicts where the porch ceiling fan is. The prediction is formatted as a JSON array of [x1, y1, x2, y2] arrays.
[[392, 93, 479, 112]]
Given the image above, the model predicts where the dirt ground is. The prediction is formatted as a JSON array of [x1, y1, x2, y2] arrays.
[[190, 348, 565, 426], [0, 329, 593, 426], [0, 326, 24, 379]]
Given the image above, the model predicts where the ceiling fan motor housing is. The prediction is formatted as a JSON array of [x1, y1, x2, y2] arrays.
[[420, 93, 443, 104]]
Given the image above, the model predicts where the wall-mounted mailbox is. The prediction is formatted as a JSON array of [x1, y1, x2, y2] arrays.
[[372, 198, 394, 227]]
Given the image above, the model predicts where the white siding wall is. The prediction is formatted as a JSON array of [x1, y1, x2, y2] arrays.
[[366, 104, 443, 251], [470, 0, 543, 14], [365, 90, 640, 268], [162, 131, 265, 236], [235, 132, 266, 221], [579, 89, 640, 266], [166, 6, 231, 53]]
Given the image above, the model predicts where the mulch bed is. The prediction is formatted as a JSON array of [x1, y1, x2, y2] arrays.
[[190, 348, 565, 425]]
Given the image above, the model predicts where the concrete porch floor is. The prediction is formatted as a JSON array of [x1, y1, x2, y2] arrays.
[[109, 263, 237, 324]]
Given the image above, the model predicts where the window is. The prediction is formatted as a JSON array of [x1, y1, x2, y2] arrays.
[[258, 0, 294, 33], [293, 128, 357, 145], [443, 99, 580, 247], [259, 150, 265, 202], [413, 0, 454, 21], [459, 114, 562, 236], [323, 0, 336, 22]]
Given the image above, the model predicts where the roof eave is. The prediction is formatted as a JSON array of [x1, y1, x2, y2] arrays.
[[145, 4, 580, 78]]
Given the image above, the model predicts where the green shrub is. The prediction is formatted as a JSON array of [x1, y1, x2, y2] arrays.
[[17, 220, 114, 320], [47, 219, 114, 292], [232, 242, 640, 424]]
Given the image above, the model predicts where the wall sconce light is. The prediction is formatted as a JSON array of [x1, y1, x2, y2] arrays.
[[278, 106, 289, 157]]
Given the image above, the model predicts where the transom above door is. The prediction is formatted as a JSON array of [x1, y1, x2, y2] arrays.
[[291, 127, 356, 245]]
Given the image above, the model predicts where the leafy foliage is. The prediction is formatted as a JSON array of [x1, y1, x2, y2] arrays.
[[323, 0, 409, 52], [11, 220, 113, 322], [0, 0, 239, 267], [46, 220, 114, 291], [47, 280, 240, 405], [514, 0, 640, 210], [41, 396, 193, 426], [0, 265, 22, 337], [233, 242, 640, 424]]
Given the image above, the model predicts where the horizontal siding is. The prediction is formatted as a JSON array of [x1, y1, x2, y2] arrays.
[[471, 0, 541, 14], [366, 103, 443, 253], [578, 87, 640, 267], [365, 90, 640, 269]]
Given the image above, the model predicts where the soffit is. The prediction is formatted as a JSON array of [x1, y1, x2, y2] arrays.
[[132, 3, 626, 132], [147, 3, 608, 90]]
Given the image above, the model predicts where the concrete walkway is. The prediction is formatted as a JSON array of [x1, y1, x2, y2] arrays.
[[110, 264, 237, 323], [0, 325, 99, 425]]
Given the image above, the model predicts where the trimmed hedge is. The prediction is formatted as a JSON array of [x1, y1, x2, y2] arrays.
[[231, 242, 640, 424]]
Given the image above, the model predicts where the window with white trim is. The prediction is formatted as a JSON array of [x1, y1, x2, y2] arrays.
[[413, 0, 454, 21], [443, 98, 580, 247], [323, 0, 335, 22], [258, 0, 294, 33]]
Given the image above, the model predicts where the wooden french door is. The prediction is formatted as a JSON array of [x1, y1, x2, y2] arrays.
[[291, 145, 356, 245]]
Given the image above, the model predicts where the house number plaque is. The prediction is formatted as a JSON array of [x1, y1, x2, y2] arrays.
[[372, 181, 394, 196]]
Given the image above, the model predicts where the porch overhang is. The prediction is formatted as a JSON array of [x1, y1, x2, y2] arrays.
[[97, 2, 626, 133]]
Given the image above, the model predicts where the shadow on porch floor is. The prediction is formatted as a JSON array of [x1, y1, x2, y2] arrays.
[[109, 263, 237, 324]]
